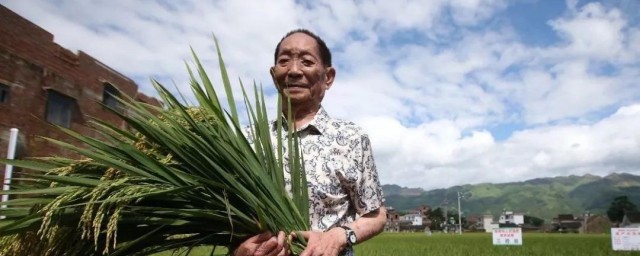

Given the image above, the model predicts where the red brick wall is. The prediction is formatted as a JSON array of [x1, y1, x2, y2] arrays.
[[0, 5, 160, 178]]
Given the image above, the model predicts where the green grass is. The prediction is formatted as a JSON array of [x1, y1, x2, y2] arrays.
[[152, 246, 227, 256], [153, 232, 640, 255], [357, 232, 640, 256]]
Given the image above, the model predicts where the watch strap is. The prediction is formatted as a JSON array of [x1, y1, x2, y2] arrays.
[[340, 226, 356, 246]]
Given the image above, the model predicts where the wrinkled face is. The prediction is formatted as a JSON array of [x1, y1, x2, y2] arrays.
[[272, 33, 335, 108]]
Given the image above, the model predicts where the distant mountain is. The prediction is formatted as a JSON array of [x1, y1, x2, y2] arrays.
[[382, 184, 424, 196], [382, 173, 640, 220]]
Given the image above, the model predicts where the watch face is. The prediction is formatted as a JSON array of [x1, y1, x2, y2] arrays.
[[349, 234, 356, 244]]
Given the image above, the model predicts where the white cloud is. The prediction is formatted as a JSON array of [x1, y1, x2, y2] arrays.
[[358, 116, 496, 189], [2, 0, 639, 190], [449, 0, 508, 26], [360, 0, 447, 31], [549, 2, 626, 60], [517, 60, 624, 124], [505, 2, 638, 124], [363, 104, 640, 189], [502, 104, 640, 175], [624, 27, 640, 63]]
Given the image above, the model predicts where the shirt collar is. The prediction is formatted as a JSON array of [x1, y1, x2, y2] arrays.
[[307, 106, 330, 135], [272, 106, 331, 135]]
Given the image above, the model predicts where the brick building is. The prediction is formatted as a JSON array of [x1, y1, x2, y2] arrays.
[[0, 5, 161, 178]]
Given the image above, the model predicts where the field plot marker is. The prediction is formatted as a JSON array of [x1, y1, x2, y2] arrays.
[[612, 227, 640, 251], [492, 227, 523, 246]]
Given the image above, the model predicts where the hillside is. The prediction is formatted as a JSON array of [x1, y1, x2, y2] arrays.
[[382, 173, 640, 220]]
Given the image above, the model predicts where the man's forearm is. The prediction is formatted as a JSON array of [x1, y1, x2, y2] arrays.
[[298, 206, 387, 256], [346, 206, 387, 244]]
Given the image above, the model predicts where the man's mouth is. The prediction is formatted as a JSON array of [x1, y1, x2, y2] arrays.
[[285, 83, 306, 88]]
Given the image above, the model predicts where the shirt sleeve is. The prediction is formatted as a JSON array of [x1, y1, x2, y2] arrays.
[[352, 133, 385, 215]]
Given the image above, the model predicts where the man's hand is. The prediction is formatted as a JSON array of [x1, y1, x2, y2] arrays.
[[233, 231, 288, 256], [296, 228, 347, 256]]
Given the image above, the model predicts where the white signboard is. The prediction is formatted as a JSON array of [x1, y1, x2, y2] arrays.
[[612, 228, 640, 251], [492, 227, 522, 246]]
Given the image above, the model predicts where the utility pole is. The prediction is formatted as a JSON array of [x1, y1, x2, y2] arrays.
[[440, 197, 449, 232], [443, 198, 448, 220], [457, 191, 462, 234], [584, 210, 590, 234]]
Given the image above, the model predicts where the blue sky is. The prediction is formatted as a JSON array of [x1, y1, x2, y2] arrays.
[[2, 0, 639, 190]]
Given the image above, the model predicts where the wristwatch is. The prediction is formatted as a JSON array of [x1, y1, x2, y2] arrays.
[[340, 226, 357, 246]]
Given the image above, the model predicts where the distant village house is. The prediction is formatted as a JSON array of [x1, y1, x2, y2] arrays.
[[385, 205, 431, 232]]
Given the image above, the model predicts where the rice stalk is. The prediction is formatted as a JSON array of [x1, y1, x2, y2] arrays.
[[0, 37, 309, 255]]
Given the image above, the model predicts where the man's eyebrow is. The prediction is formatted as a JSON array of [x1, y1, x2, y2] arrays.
[[277, 48, 315, 56]]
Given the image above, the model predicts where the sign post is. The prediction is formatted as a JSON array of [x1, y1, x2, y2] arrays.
[[2, 128, 19, 208]]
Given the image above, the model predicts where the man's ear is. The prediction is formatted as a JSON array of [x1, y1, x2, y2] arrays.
[[324, 67, 336, 90], [269, 67, 278, 88]]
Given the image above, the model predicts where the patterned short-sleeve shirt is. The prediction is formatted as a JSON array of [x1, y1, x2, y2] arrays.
[[250, 106, 385, 255]]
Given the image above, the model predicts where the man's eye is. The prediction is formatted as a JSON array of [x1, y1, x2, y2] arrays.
[[278, 58, 290, 65], [302, 60, 314, 66]]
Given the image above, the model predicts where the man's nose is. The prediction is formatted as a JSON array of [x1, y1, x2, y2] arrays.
[[287, 60, 303, 77]]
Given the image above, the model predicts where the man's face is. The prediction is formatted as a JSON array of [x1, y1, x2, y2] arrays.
[[272, 33, 335, 108]]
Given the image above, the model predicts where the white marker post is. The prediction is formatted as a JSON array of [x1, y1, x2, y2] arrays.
[[1, 128, 19, 211]]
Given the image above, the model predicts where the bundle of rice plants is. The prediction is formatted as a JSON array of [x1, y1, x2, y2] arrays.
[[0, 38, 308, 255]]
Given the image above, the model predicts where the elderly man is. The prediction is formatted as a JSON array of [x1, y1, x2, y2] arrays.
[[234, 29, 386, 256]]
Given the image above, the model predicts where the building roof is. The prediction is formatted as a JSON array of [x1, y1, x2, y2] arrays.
[[557, 214, 575, 221]]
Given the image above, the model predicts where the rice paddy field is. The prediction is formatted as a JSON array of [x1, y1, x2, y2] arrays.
[[155, 232, 640, 255], [356, 232, 640, 256]]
